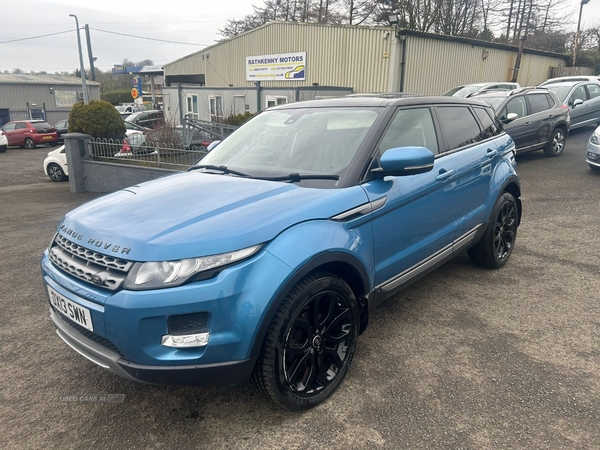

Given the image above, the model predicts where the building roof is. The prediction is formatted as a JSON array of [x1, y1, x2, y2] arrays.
[[164, 21, 569, 69], [0, 73, 100, 85]]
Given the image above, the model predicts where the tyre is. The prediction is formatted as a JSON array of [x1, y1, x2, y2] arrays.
[[0, 145, 6, 153], [468, 192, 518, 269], [251, 273, 359, 411], [47, 163, 67, 182], [543, 128, 565, 157], [24, 138, 36, 149]]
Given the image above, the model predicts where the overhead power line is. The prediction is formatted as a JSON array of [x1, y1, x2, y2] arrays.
[[88, 27, 208, 46], [0, 29, 74, 44]]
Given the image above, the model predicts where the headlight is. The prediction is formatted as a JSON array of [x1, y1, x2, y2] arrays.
[[590, 133, 600, 145], [123, 244, 262, 290]]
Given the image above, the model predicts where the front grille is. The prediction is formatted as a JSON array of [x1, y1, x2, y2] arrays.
[[54, 306, 122, 356], [49, 235, 133, 291]]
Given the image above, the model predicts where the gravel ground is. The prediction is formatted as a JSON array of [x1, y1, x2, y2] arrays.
[[1, 128, 598, 450]]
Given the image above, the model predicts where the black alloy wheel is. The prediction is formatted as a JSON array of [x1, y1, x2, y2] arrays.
[[252, 273, 359, 411], [468, 192, 518, 269]]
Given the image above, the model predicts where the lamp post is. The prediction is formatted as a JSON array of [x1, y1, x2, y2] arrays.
[[572, 0, 591, 67], [69, 14, 88, 104]]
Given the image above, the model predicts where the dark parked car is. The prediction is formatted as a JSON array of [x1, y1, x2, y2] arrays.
[[124, 110, 164, 129], [41, 95, 521, 411], [474, 87, 570, 157], [54, 120, 68, 143], [0, 120, 58, 148], [443, 82, 520, 98], [543, 80, 600, 130]]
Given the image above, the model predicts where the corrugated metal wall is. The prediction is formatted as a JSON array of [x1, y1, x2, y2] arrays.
[[165, 22, 392, 92], [403, 35, 566, 95], [404, 36, 564, 95], [165, 23, 568, 97]]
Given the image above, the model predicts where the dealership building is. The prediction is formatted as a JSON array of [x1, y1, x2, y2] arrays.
[[162, 21, 568, 124]]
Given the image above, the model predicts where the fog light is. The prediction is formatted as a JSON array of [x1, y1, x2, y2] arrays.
[[588, 152, 599, 160], [161, 332, 210, 348]]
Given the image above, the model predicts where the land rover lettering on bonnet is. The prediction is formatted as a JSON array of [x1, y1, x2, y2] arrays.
[[41, 95, 521, 411]]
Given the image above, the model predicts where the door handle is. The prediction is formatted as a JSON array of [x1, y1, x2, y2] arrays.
[[435, 169, 454, 181], [486, 149, 498, 158], [524, 122, 530, 125], [547, 114, 554, 118]]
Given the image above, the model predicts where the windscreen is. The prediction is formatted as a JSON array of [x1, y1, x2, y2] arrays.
[[198, 107, 379, 181], [479, 96, 506, 111], [545, 85, 573, 102]]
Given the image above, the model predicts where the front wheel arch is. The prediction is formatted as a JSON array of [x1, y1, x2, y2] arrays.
[[249, 252, 370, 361]]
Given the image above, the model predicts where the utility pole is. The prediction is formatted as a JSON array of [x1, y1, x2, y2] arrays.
[[573, 0, 591, 67], [69, 14, 88, 104], [84, 24, 96, 82]]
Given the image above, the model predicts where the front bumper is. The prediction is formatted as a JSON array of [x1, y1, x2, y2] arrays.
[[41, 248, 293, 386], [51, 307, 256, 385]]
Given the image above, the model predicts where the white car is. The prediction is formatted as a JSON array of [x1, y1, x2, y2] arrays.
[[43, 146, 68, 182], [586, 125, 600, 172], [0, 130, 7, 153], [539, 75, 600, 86]]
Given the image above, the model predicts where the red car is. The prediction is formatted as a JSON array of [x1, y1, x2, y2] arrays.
[[0, 120, 59, 148]]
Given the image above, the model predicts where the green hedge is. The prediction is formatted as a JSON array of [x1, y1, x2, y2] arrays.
[[68, 100, 126, 140], [101, 91, 134, 105]]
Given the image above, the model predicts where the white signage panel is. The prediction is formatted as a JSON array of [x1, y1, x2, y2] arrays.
[[246, 52, 306, 81]]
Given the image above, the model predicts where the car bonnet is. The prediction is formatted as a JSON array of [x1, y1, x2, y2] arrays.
[[55, 172, 369, 261]]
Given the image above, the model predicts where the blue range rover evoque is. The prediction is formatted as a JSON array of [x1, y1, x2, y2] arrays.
[[41, 95, 522, 410]]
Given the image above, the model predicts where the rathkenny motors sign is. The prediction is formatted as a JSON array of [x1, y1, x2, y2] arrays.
[[246, 52, 306, 81]]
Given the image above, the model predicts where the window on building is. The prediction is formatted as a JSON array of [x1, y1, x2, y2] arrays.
[[209, 95, 223, 122], [186, 94, 199, 119], [266, 96, 288, 108]]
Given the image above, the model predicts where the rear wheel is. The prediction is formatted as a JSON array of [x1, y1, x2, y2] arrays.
[[468, 192, 518, 269], [543, 128, 565, 157], [24, 138, 35, 149], [47, 163, 67, 182], [251, 273, 359, 411]]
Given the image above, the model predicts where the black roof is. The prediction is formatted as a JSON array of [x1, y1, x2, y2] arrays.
[[271, 94, 493, 109]]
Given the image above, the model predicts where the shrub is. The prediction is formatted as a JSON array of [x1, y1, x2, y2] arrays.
[[68, 99, 126, 140]]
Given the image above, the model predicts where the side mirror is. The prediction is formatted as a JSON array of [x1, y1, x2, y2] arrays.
[[572, 99, 584, 107], [504, 113, 519, 123], [371, 147, 435, 178]]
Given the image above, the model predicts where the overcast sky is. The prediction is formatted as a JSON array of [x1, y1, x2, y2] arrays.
[[1, 0, 599, 74]]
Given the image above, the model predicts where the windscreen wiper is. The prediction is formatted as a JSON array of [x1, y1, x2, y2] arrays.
[[188, 164, 252, 178], [257, 173, 340, 182]]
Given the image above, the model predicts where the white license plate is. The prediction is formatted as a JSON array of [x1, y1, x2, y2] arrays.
[[47, 286, 94, 331]]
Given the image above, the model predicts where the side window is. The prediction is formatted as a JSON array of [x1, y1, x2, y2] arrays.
[[378, 108, 438, 155], [15, 123, 26, 130], [545, 94, 556, 108], [473, 107, 498, 139], [586, 84, 600, 99], [436, 106, 483, 151], [527, 94, 551, 114], [502, 96, 528, 119], [2, 123, 15, 131], [570, 86, 588, 104]]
